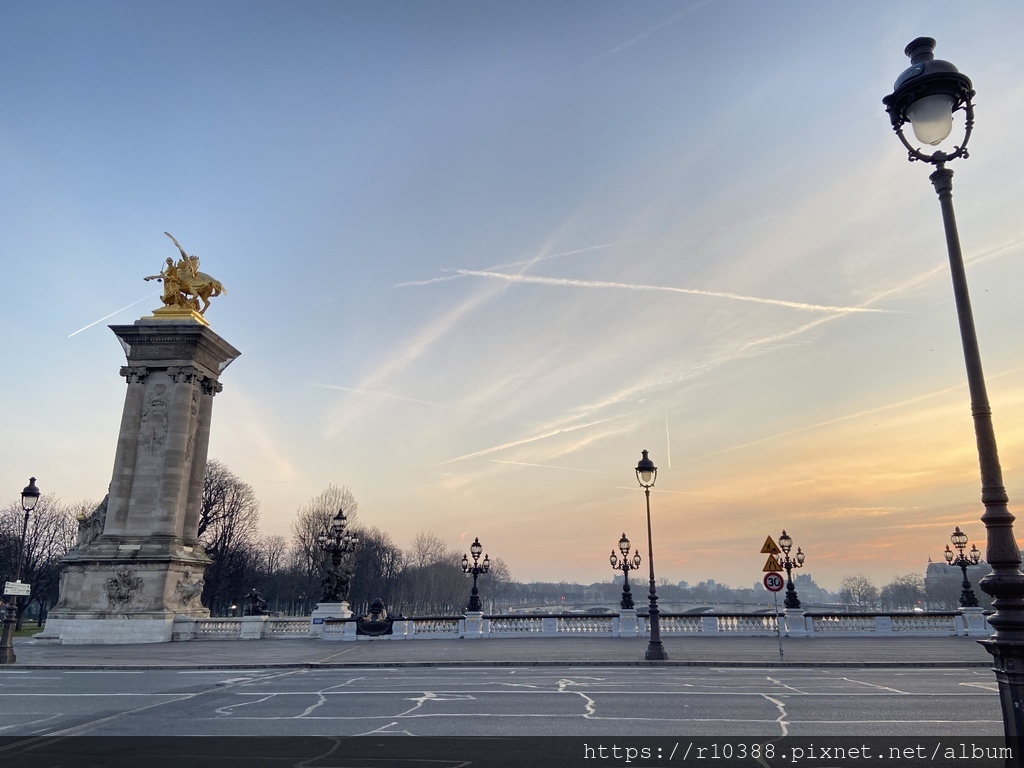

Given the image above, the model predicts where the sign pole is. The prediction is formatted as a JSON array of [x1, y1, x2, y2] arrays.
[[774, 591, 784, 662]]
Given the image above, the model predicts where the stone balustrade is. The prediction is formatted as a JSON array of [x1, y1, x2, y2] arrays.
[[169, 608, 991, 641]]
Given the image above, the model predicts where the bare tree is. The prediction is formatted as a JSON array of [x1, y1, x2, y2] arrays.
[[482, 556, 515, 613], [408, 531, 449, 569], [0, 494, 78, 629], [839, 574, 879, 608], [349, 526, 405, 615], [879, 574, 926, 610], [289, 484, 358, 601], [259, 535, 289, 575], [400, 531, 468, 614], [199, 460, 261, 615]]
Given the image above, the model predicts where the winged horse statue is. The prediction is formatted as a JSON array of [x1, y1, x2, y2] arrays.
[[144, 233, 227, 315]]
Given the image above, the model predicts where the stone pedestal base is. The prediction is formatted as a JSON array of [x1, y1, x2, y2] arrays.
[[784, 609, 809, 637], [463, 611, 484, 639], [35, 615, 181, 645], [617, 609, 639, 637], [310, 602, 351, 637], [40, 543, 210, 644], [961, 607, 991, 637]]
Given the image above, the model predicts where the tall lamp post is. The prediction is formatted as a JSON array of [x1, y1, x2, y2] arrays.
[[635, 450, 666, 661], [944, 526, 982, 608], [884, 38, 1024, 748], [777, 530, 805, 610], [610, 533, 642, 609], [0, 477, 41, 664], [461, 537, 490, 612], [318, 508, 359, 604]]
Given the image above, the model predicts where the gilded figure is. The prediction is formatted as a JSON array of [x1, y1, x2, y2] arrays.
[[144, 233, 227, 315]]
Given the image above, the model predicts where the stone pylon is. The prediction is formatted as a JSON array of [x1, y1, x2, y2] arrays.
[[40, 319, 239, 644]]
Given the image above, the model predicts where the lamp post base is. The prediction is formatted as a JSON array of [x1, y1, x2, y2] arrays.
[[0, 616, 16, 664], [980, 638, 1024, 752], [645, 640, 668, 661]]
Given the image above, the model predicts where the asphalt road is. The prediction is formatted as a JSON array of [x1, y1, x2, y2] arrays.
[[0, 665, 1003, 738]]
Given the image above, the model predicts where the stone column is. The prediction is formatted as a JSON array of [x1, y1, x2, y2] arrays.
[[181, 378, 220, 546], [105, 367, 149, 536], [41, 319, 240, 645]]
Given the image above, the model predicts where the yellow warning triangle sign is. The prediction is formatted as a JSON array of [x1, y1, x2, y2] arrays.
[[763, 554, 784, 572], [760, 536, 781, 554]]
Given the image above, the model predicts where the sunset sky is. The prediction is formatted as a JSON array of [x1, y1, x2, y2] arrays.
[[3, 2, 1024, 592]]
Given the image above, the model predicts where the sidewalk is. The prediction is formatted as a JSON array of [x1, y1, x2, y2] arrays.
[[9, 634, 994, 670]]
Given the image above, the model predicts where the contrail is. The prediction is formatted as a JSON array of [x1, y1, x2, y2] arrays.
[[308, 383, 470, 412], [451, 269, 891, 314], [490, 460, 604, 474], [435, 416, 622, 466], [395, 240, 637, 288], [68, 293, 159, 337], [575, 1, 714, 70], [665, 409, 672, 470]]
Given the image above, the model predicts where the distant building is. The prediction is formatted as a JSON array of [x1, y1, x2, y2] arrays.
[[924, 557, 992, 610]]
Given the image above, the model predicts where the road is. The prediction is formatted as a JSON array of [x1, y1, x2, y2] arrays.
[[0, 665, 1002, 738]]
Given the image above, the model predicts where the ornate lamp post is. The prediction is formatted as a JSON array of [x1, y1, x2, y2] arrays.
[[461, 537, 490, 613], [884, 38, 1024, 749], [610, 533, 642, 609], [0, 477, 40, 664], [318, 508, 359, 604], [944, 526, 982, 608], [635, 450, 666, 661], [777, 530, 806, 610]]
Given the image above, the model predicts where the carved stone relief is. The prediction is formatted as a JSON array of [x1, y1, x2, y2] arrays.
[[139, 383, 169, 457], [175, 572, 204, 605], [106, 568, 144, 609], [185, 388, 200, 461]]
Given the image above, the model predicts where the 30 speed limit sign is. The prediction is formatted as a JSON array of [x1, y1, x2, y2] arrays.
[[763, 572, 785, 592]]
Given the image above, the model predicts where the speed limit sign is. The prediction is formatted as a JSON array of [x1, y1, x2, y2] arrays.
[[763, 572, 785, 592]]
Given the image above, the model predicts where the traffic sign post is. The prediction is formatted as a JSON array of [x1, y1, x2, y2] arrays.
[[763, 572, 784, 592], [3, 582, 30, 597], [759, 536, 786, 662], [760, 536, 781, 555]]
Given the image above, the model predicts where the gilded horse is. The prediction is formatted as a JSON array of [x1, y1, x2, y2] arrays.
[[162, 232, 227, 315]]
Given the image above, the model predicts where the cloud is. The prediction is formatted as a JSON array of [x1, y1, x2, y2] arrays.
[[307, 382, 472, 412]]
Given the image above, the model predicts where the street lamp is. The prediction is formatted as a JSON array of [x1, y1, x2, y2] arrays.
[[884, 38, 1024, 749], [944, 526, 982, 608], [609, 532, 642, 610], [318, 508, 359, 604], [461, 537, 490, 613], [1, 477, 40, 664], [635, 450, 666, 661], [777, 530, 806, 610]]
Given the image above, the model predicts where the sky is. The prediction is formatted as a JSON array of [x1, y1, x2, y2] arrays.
[[3, 1, 1024, 592]]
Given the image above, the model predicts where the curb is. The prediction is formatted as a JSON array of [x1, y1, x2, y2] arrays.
[[3, 659, 994, 671]]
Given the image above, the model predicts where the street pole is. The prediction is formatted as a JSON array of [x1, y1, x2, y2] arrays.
[[635, 450, 666, 661], [883, 38, 1024, 750], [0, 478, 40, 664]]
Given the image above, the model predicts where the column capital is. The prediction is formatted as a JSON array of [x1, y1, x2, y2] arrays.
[[119, 366, 149, 384]]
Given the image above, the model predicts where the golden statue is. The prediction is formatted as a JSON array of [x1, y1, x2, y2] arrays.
[[144, 233, 227, 319]]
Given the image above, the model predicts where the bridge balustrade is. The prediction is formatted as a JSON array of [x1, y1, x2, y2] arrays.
[[172, 608, 991, 641]]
